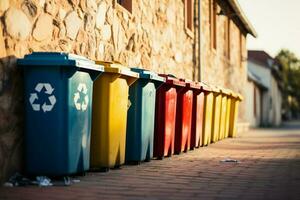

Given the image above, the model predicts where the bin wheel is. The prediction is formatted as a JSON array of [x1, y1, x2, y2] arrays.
[[126, 161, 141, 165], [98, 167, 110, 172], [113, 165, 122, 170], [89, 167, 109, 173], [144, 158, 151, 162], [157, 156, 164, 160], [77, 172, 86, 176]]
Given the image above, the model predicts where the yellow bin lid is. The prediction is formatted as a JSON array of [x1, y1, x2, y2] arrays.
[[220, 88, 232, 96], [210, 85, 221, 93], [95, 61, 139, 78]]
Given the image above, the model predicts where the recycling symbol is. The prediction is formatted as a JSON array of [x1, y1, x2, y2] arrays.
[[74, 83, 89, 111], [29, 83, 56, 112]]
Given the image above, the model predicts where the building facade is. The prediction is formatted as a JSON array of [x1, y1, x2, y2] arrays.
[[245, 70, 268, 127], [0, 0, 256, 182], [247, 50, 282, 127]]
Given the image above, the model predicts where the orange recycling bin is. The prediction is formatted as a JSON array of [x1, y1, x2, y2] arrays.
[[201, 83, 214, 146], [190, 82, 204, 149], [154, 75, 185, 159], [174, 79, 199, 154], [228, 93, 243, 138]]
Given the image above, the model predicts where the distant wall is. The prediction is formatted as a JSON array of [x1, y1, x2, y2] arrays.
[[248, 60, 282, 127], [270, 76, 282, 126], [245, 80, 262, 127]]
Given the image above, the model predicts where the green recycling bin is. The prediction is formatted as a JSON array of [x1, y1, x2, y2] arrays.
[[18, 52, 103, 175], [126, 68, 165, 164]]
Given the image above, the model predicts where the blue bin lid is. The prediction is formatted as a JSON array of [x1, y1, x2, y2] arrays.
[[17, 52, 104, 72], [131, 68, 165, 82]]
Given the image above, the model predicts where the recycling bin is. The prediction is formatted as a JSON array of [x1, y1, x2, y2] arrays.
[[224, 90, 233, 138], [211, 86, 222, 143], [18, 52, 103, 175], [219, 88, 231, 140], [190, 82, 204, 149], [90, 61, 139, 170], [201, 83, 214, 146], [174, 79, 198, 154], [229, 93, 243, 138], [125, 68, 165, 164], [154, 75, 185, 159]]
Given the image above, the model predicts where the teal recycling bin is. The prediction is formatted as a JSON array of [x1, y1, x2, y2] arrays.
[[126, 68, 165, 164], [18, 52, 103, 176]]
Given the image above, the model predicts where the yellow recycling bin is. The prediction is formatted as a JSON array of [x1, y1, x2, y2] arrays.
[[219, 88, 231, 140], [201, 83, 214, 146], [224, 90, 233, 138], [90, 61, 139, 171], [211, 86, 222, 143], [228, 93, 243, 138]]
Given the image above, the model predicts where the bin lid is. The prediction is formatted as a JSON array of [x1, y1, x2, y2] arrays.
[[201, 82, 213, 92], [17, 52, 104, 72], [220, 88, 232, 95], [180, 79, 201, 90], [96, 61, 139, 78], [210, 85, 221, 93], [231, 92, 238, 98], [131, 68, 165, 82], [237, 93, 243, 101], [159, 74, 186, 87], [231, 92, 243, 100]]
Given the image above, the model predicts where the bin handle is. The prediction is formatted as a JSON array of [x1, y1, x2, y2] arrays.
[[120, 74, 138, 86], [78, 67, 103, 81]]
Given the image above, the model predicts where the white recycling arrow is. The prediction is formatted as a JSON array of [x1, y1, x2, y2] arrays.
[[44, 83, 55, 94], [29, 93, 40, 111], [35, 83, 44, 92], [41, 95, 56, 112], [74, 92, 81, 110], [82, 84, 88, 94], [81, 95, 89, 111], [77, 84, 83, 92], [29, 83, 56, 112], [74, 83, 89, 111], [42, 103, 52, 112]]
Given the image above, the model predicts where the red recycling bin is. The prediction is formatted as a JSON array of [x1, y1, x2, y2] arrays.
[[174, 79, 199, 154], [190, 82, 204, 149], [154, 75, 185, 159]]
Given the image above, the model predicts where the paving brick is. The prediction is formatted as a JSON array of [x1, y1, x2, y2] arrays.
[[1, 121, 300, 200]]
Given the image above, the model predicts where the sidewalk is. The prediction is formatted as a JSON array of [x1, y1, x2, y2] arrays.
[[1, 121, 300, 200]]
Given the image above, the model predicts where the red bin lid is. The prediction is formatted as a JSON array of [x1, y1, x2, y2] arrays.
[[179, 79, 201, 90], [159, 74, 186, 87]]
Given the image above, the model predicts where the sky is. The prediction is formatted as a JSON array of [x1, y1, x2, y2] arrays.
[[238, 0, 300, 58]]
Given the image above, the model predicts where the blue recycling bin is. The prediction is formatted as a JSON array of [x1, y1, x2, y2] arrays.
[[18, 52, 103, 176], [125, 68, 165, 163]]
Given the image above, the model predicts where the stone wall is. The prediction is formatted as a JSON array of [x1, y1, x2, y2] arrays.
[[199, 0, 248, 122], [0, 0, 249, 182], [0, 0, 200, 183]]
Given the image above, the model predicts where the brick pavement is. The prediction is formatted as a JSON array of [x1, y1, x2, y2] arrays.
[[1, 121, 300, 200]]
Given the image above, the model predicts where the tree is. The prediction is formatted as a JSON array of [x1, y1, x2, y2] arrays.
[[276, 49, 300, 118]]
